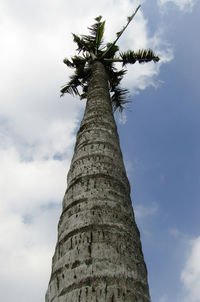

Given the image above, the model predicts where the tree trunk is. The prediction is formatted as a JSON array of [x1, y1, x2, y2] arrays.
[[46, 61, 151, 302]]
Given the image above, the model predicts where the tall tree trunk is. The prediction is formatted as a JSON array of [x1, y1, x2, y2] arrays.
[[46, 61, 151, 302]]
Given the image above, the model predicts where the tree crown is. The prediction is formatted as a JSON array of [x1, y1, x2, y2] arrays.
[[61, 6, 160, 112]]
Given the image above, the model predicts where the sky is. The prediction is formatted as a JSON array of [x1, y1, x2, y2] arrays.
[[0, 0, 199, 301]]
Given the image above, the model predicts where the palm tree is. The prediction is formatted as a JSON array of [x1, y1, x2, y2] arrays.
[[46, 6, 159, 302]]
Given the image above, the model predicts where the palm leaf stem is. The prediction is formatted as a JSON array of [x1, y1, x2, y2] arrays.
[[104, 58, 124, 62], [90, 52, 97, 60], [100, 5, 141, 59], [104, 57, 159, 63]]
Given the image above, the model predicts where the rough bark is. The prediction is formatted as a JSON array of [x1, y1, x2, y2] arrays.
[[46, 61, 151, 302]]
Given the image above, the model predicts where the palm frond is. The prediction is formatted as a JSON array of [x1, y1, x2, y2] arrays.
[[72, 56, 87, 69], [88, 16, 104, 40], [60, 73, 82, 97], [81, 17, 106, 54], [106, 67, 127, 91], [61, 62, 91, 98], [120, 50, 137, 66], [72, 33, 90, 53], [81, 34, 95, 44], [95, 20, 105, 52], [80, 85, 88, 99], [135, 49, 160, 63], [103, 43, 119, 59], [63, 58, 74, 68], [101, 5, 141, 59], [111, 87, 129, 112], [60, 84, 80, 97], [126, 5, 141, 23], [120, 49, 160, 65], [76, 66, 92, 83], [95, 16, 102, 22]]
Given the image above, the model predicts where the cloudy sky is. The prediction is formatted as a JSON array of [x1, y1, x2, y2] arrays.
[[0, 0, 199, 301]]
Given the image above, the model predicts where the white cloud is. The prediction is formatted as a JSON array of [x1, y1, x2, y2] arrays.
[[117, 111, 128, 125], [133, 202, 159, 240], [159, 294, 168, 302], [0, 147, 69, 212], [121, 26, 174, 94], [181, 236, 200, 302], [158, 0, 197, 11], [0, 204, 60, 302], [135, 202, 158, 220], [0, 145, 68, 302]]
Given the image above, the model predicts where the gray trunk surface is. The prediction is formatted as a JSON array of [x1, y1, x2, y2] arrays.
[[46, 61, 151, 302]]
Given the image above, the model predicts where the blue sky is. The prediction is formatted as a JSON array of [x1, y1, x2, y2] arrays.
[[0, 1, 199, 301]]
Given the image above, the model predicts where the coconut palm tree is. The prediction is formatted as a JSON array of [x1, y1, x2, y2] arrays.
[[46, 6, 159, 302]]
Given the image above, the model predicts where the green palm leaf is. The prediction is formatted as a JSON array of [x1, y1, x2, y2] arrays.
[[135, 49, 160, 63], [111, 87, 129, 112], [61, 73, 81, 97], [72, 34, 91, 53], [82, 17, 106, 54], [63, 58, 74, 68], [103, 43, 119, 59], [96, 20, 105, 51], [80, 85, 88, 99], [120, 50, 137, 65], [106, 67, 127, 91], [120, 49, 159, 65], [72, 56, 86, 65], [60, 84, 80, 97]]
